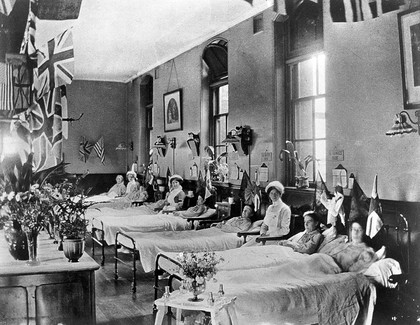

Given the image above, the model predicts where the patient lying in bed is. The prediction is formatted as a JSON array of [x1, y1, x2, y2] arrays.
[[321, 217, 378, 273], [278, 211, 323, 254], [173, 195, 208, 218], [214, 204, 253, 233]]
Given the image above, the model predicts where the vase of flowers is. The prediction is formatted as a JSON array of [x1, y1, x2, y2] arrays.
[[0, 185, 52, 265], [177, 251, 223, 302], [280, 140, 314, 189]]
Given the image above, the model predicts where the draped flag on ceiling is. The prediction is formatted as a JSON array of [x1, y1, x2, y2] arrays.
[[366, 174, 384, 238], [79, 136, 93, 163], [330, 0, 404, 23], [20, 0, 38, 61], [0, 62, 14, 113], [93, 136, 105, 165], [34, 28, 74, 100], [9, 87, 64, 172], [29, 88, 63, 171], [0, 0, 16, 15]]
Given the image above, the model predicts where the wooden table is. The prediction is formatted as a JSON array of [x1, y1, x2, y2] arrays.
[[154, 290, 238, 325], [0, 230, 100, 325]]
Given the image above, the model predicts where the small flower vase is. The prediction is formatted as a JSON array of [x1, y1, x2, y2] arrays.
[[24, 228, 40, 266], [188, 278, 206, 302]]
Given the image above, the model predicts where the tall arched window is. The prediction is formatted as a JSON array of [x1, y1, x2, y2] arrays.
[[203, 39, 228, 157]]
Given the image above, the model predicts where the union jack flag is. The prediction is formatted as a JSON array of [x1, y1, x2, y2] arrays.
[[79, 136, 93, 163], [34, 28, 74, 99], [29, 88, 63, 171]]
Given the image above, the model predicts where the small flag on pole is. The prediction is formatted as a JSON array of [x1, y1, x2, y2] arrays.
[[204, 168, 213, 201], [20, 0, 38, 61], [94, 136, 105, 165], [366, 174, 384, 238]]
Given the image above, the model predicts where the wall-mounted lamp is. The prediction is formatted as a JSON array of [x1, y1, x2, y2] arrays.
[[222, 126, 253, 155], [115, 142, 127, 150], [385, 110, 420, 136], [115, 141, 133, 151], [187, 132, 200, 157], [153, 136, 167, 157]]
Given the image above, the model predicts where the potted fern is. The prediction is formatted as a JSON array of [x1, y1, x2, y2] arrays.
[[280, 141, 314, 188]]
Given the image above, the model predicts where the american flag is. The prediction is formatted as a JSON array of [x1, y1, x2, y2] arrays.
[[20, 0, 38, 61], [94, 136, 105, 165], [0, 62, 14, 112], [0, 0, 16, 16], [79, 136, 93, 163], [34, 28, 74, 100]]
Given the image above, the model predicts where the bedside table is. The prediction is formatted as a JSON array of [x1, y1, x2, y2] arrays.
[[154, 290, 238, 325]]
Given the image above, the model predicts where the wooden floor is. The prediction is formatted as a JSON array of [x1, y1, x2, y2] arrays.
[[86, 235, 418, 325], [85, 235, 171, 325]]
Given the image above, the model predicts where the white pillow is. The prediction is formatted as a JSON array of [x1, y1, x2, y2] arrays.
[[364, 258, 401, 288], [200, 208, 216, 219], [316, 226, 338, 252], [375, 245, 387, 260]]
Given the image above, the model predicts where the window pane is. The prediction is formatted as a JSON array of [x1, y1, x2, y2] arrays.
[[215, 115, 227, 146], [218, 84, 229, 114], [315, 140, 326, 180], [295, 141, 313, 180], [317, 53, 325, 95], [314, 98, 325, 138], [298, 58, 316, 98], [294, 100, 313, 140]]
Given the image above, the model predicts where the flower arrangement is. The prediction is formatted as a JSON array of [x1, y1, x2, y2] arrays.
[[176, 251, 224, 284], [49, 180, 94, 239], [0, 184, 52, 232], [279, 140, 314, 178]]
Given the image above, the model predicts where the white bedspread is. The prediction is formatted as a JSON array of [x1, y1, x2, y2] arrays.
[[86, 207, 191, 244], [205, 253, 375, 325], [117, 228, 243, 273], [159, 246, 375, 325]]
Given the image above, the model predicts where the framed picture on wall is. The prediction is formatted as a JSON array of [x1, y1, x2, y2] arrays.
[[398, 8, 420, 110], [163, 89, 182, 132]]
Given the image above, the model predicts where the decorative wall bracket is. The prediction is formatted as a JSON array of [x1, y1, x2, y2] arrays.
[[222, 125, 252, 155]]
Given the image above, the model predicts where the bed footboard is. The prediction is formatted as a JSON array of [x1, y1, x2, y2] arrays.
[[114, 231, 139, 294], [154, 253, 182, 311], [91, 217, 106, 266]]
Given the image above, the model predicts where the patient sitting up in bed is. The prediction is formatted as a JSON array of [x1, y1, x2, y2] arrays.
[[278, 211, 323, 254], [107, 174, 126, 198], [322, 217, 377, 273], [173, 195, 208, 218], [215, 204, 253, 233]]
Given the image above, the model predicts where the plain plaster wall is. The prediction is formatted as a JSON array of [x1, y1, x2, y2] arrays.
[[128, 9, 280, 185], [64, 80, 128, 174], [324, 3, 420, 202]]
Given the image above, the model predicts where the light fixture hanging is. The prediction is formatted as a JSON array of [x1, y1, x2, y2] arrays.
[[386, 110, 419, 136]]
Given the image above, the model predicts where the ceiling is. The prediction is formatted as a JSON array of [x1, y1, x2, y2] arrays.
[[34, 0, 284, 83]]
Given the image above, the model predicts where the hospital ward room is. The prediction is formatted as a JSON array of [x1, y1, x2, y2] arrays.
[[0, 0, 419, 324]]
